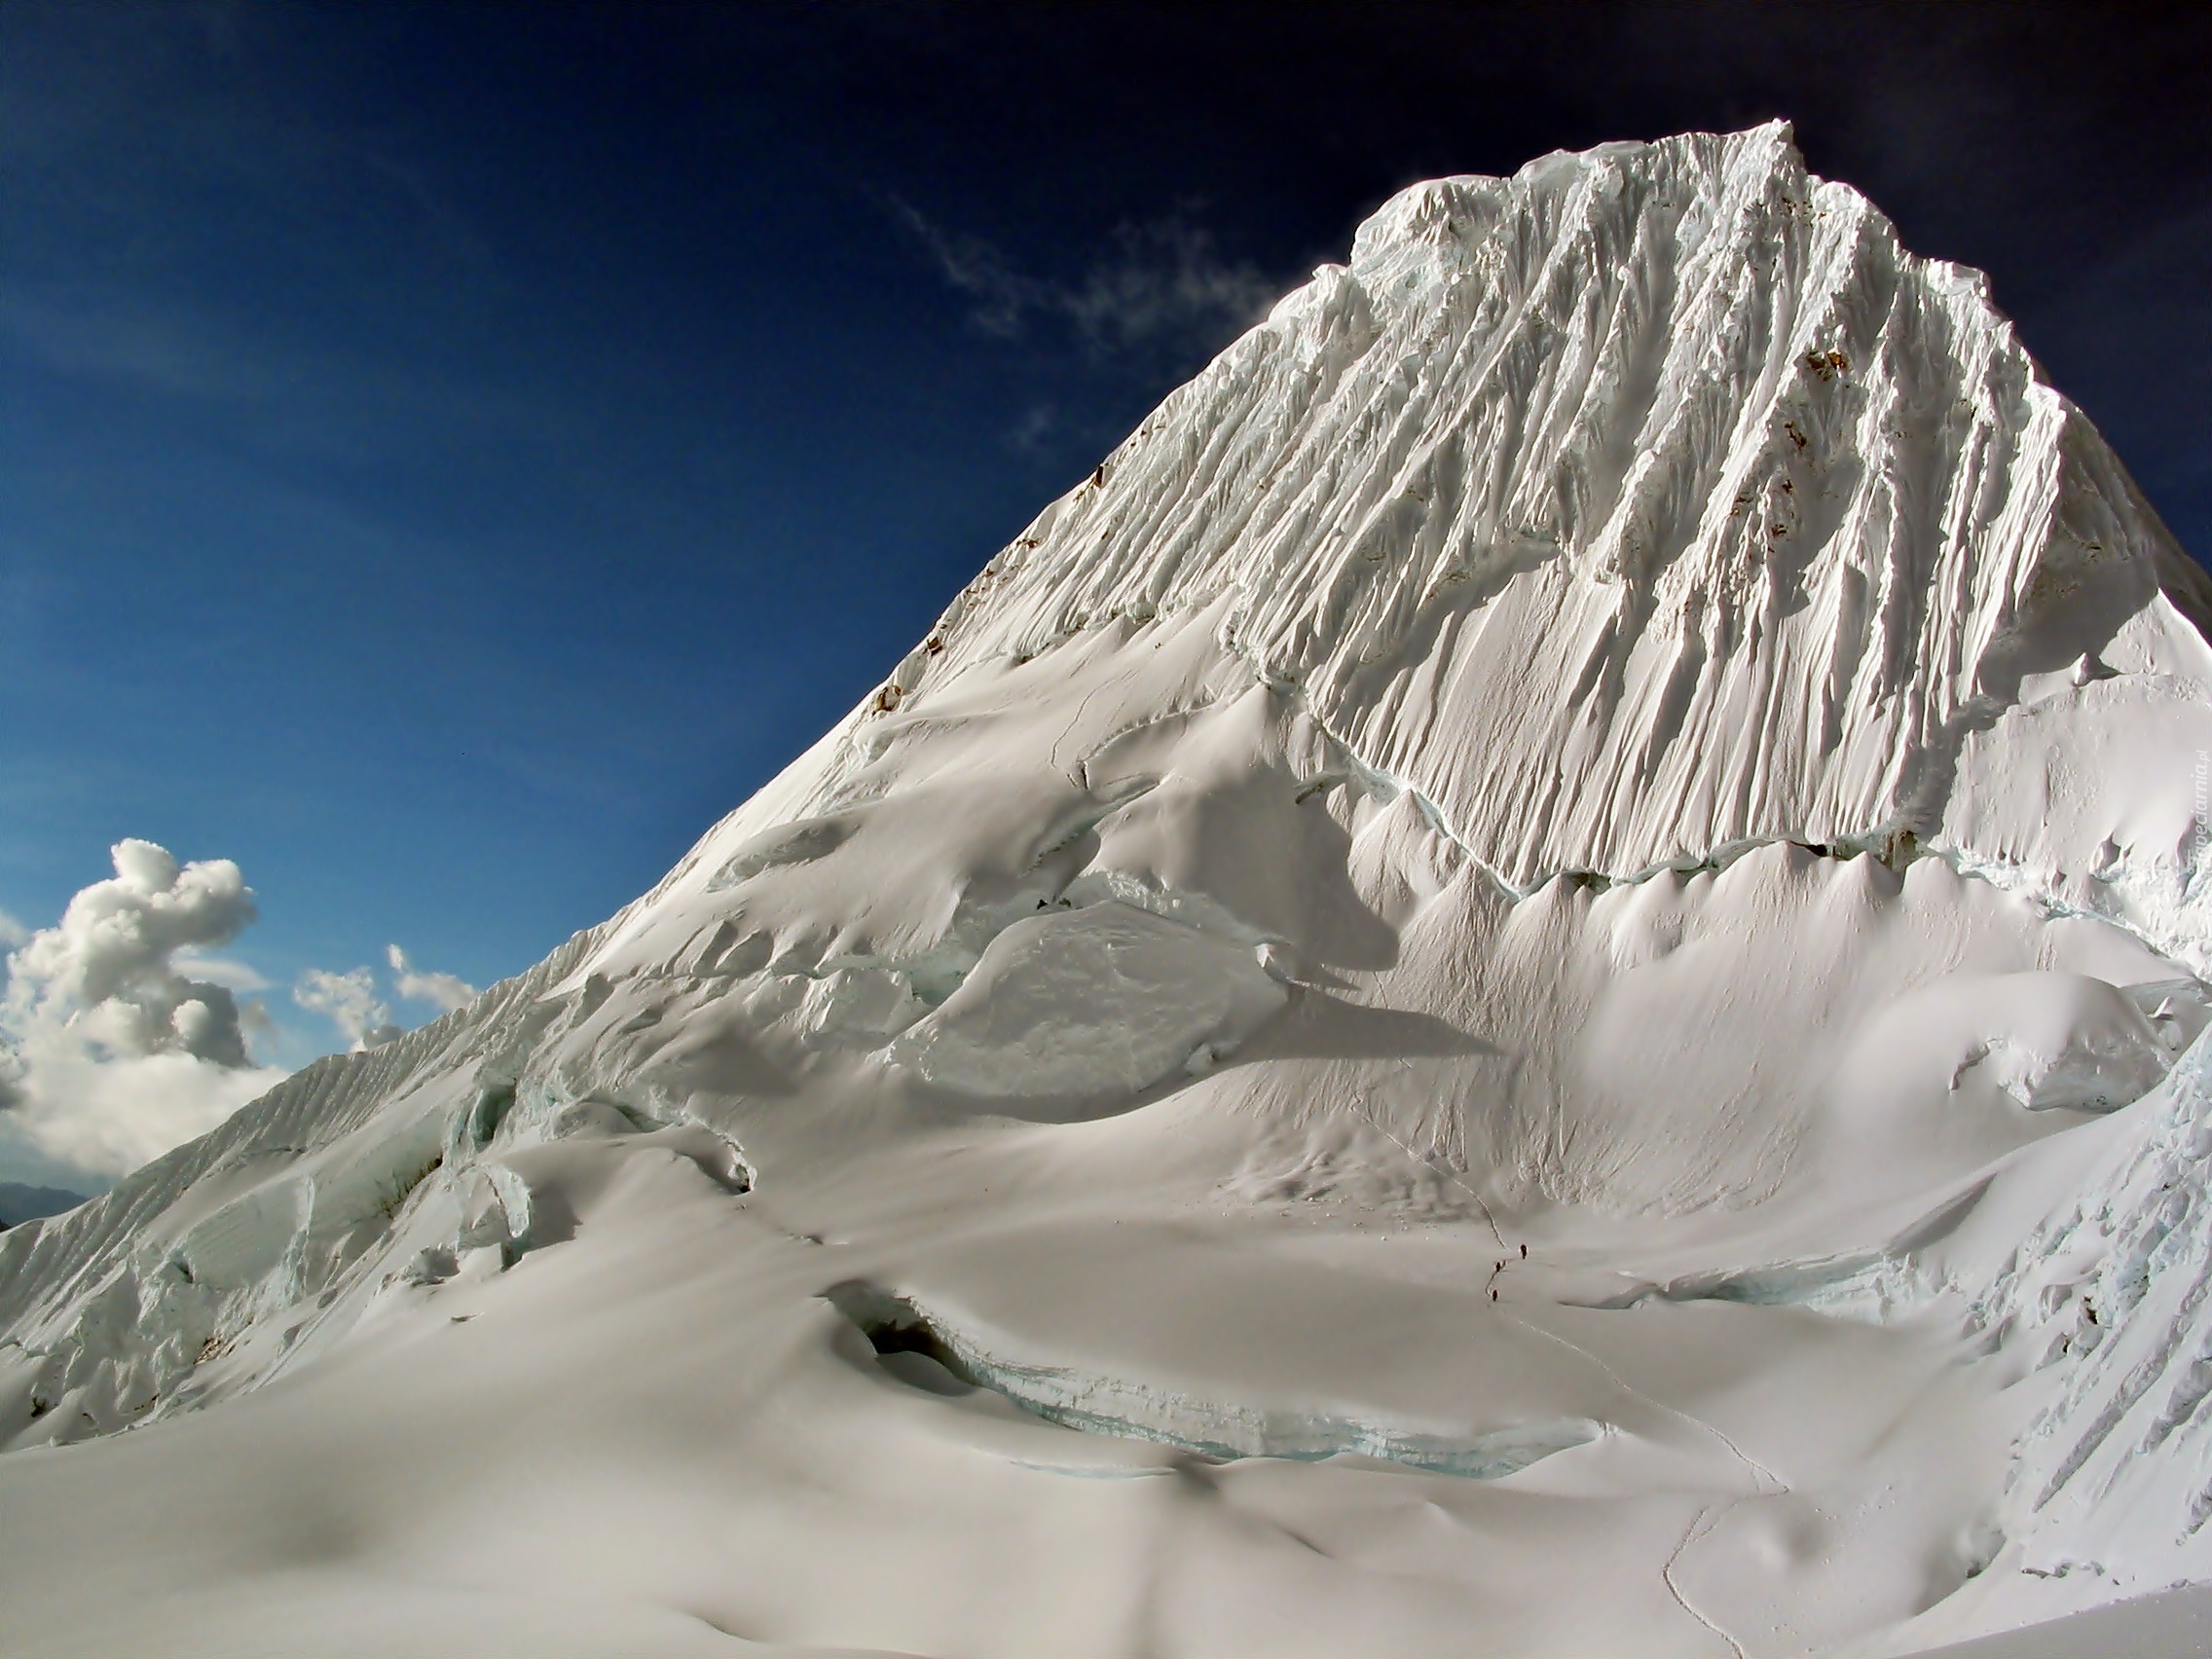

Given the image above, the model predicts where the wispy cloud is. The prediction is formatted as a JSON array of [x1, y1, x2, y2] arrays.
[[1005, 402, 1057, 457], [294, 966, 400, 1052], [292, 942, 478, 1053], [0, 279, 578, 466], [888, 198, 1279, 359], [887, 200, 1038, 339], [387, 943, 477, 1014], [1061, 218, 1284, 352]]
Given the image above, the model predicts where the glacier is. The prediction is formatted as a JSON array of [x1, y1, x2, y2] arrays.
[[6, 123, 2212, 1657]]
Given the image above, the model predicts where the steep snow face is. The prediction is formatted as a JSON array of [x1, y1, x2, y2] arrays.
[[588, 121, 2212, 993], [4, 126, 2212, 1659], [845, 122, 2211, 916]]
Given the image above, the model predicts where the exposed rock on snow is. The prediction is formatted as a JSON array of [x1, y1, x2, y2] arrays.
[[4, 124, 2211, 1659]]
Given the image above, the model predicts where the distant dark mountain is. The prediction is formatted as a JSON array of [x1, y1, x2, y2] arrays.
[[0, 1183, 89, 1228]]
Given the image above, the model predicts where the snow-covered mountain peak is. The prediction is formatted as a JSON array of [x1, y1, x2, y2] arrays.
[[1343, 120, 1790, 277], [8, 129, 2212, 1659], [639, 125, 2206, 970]]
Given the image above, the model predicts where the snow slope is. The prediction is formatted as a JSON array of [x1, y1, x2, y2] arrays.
[[6, 124, 2212, 1658]]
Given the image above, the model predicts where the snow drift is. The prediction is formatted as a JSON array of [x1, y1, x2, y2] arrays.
[[6, 124, 2212, 1659]]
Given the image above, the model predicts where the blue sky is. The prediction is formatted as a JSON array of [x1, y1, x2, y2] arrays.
[[3, 2, 2207, 1167]]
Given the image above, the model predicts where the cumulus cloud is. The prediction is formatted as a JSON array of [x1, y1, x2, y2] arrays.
[[889, 199, 1279, 358], [387, 944, 477, 1014], [0, 840, 286, 1184], [8, 839, 256, 1061], [0, 849, 489, 1188]]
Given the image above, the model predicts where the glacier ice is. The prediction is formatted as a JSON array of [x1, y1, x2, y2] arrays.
[[825, 1278, 1604, 1477], [884, 902, 1287, 1103]]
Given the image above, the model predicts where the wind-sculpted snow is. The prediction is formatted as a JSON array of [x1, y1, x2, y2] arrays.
[[860, 123, 2212, 918], [4, 126, 2211, 1659]]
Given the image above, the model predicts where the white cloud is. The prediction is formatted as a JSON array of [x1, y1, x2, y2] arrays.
[[1061, 218, 1282, 353], [0, 840, 286, 1184], [889, 200, 1278, 359], [887, 199, 1038, 339], [291, 943, 474, 1051], [0, 1042, 277, 1186], [387, 943, 476, 1014], [7, 838, 257, 1060], [293, 966, 401, 1052], [0, 852, 488, 1189]]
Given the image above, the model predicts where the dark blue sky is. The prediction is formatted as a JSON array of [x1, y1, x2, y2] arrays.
[[5, 1, 2208, 1054]]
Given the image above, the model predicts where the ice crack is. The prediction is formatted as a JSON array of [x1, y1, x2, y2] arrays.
[[825, 1280, 1604, 1479]]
